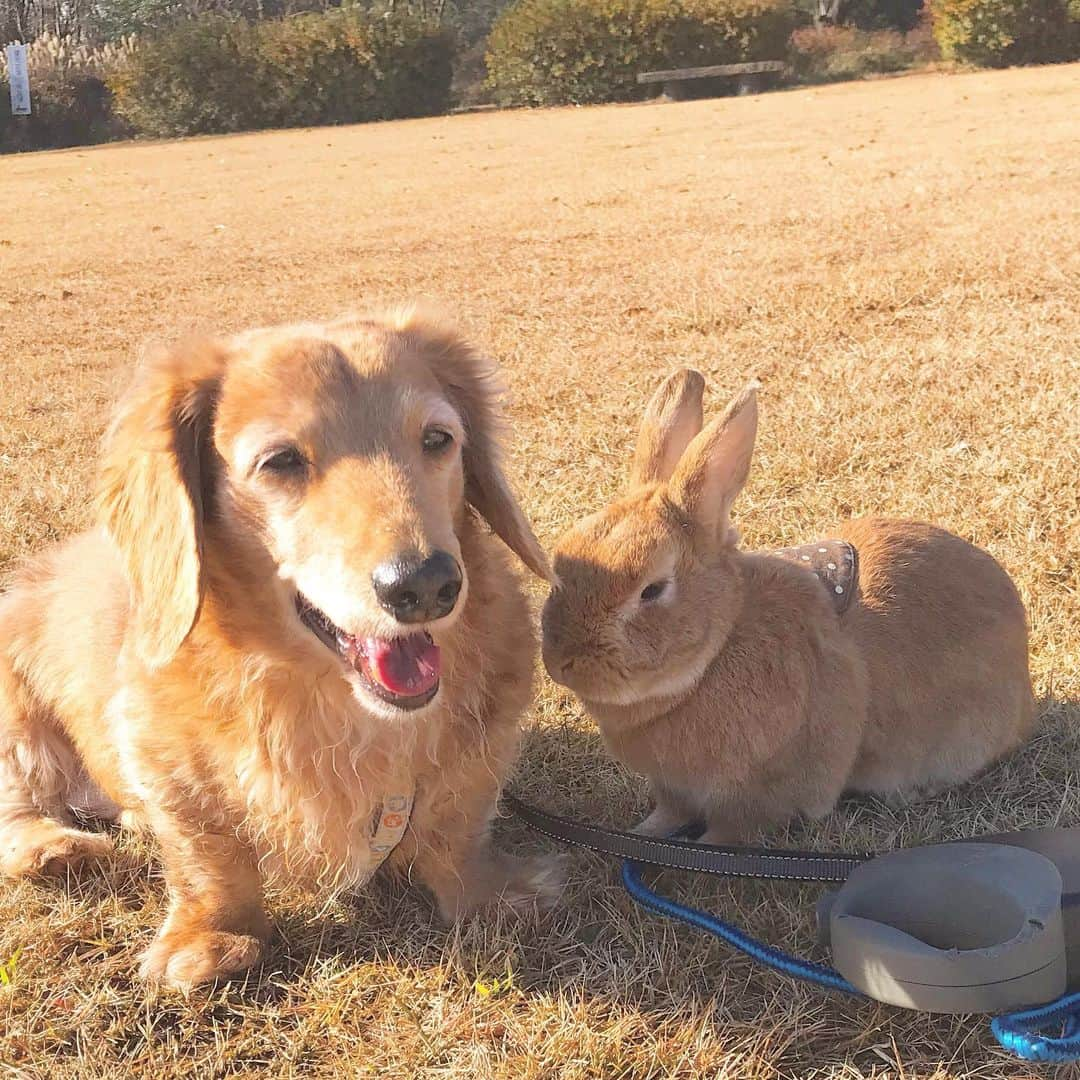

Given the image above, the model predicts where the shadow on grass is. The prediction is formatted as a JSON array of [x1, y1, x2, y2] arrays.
[[228, 693, 1072, 1063], [22, 693, 1079, 1072]]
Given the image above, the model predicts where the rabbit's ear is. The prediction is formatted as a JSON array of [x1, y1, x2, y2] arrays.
[[670, 382, 759, 544], [630, 369, 705, 486]]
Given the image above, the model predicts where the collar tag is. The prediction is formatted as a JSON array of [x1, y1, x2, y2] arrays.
[[369, 790, 414, 859]]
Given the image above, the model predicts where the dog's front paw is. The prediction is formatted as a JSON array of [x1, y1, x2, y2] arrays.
[[1, 820, 114, 880], [140, 929, 266, 991]]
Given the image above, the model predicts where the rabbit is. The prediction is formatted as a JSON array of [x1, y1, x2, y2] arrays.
[[541, 370, 1036, 843]]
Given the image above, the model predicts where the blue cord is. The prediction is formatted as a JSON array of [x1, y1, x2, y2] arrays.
[[991, 994, 1080, 1063], [621, 860, 858, 995], [621, 858, 1080, 1063]]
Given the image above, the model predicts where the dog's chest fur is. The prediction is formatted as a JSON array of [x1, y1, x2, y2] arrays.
[[106, 530, 522, 892], [113, 663, 453, 888], [228, 674, 439, 886]]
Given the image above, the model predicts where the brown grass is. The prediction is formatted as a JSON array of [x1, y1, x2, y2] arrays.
[[2, 63, 1079, 1079]]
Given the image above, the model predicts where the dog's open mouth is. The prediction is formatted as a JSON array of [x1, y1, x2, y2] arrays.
[[296, 595, 440, 710]]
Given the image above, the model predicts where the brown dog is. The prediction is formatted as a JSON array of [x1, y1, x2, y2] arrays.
[[0, 310, 557, 989]]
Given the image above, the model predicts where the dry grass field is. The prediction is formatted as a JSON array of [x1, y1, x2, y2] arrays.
[[2, 62, 1079, 1078]]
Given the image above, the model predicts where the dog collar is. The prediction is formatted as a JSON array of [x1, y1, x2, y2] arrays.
[[367, 789, 414, 866]]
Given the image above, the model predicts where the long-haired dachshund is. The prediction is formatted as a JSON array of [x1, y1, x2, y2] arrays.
[[0, 310, 557, 989]]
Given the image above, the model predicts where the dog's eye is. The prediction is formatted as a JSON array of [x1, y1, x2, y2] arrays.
[[640, 581, 668, 603], [422, 428, 453, 455], [259, 446, 306, 475]]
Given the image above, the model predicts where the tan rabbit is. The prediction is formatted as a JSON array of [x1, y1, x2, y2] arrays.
[[541, 370, 1036, 842]]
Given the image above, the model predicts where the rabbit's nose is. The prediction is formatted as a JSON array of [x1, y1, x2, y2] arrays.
[[541, 643, 572, 682]]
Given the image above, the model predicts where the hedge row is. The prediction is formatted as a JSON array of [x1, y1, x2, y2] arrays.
[[485, 0, 799, 105], [2, 11, 452, 150], [4, 0, 1078, 151], [929, 0, 1079, 65], [108, 10, 454, 137], [484, 0, 1078, 106]]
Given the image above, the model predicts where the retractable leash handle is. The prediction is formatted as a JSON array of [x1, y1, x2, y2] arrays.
[[821, 843, 1067, 1013], [624, 850, 1080, 1065], [505, 795, 1080, 1064]]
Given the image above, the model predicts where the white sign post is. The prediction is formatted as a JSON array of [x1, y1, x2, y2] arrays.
[[6, 43, 31, 116]]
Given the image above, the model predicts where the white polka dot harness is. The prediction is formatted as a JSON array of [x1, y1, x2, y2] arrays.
[[769, 539, 858, 614]]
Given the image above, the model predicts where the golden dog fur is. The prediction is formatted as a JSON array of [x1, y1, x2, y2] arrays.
[[0, 310, 556, 989]]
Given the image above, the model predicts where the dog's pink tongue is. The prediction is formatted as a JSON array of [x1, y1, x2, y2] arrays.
[[364, 635, 440, 697]]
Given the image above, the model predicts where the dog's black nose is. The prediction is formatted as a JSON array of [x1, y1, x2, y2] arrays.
[[372, 551, 462, 624]]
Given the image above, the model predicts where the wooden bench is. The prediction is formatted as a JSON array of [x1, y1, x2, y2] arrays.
[[637, 60, 786, 100]]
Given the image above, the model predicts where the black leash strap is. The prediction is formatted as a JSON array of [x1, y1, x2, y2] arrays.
[[504, 793, 872, 883]]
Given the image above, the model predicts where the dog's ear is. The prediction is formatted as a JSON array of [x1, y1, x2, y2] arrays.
[[98, 340, 225, 669], [411, 318, 551, 582]]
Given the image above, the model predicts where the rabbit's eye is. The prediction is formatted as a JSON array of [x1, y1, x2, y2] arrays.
[[640, 581, 668, 603]]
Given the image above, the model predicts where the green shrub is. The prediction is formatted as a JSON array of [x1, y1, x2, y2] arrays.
[[108, 17, 260, 135], [789, 18, 938, 78], [930, 0, 1078, 64], [1, 34, 134, 152], [485, 0, 799, 106], [108, 9, 454, 138]]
